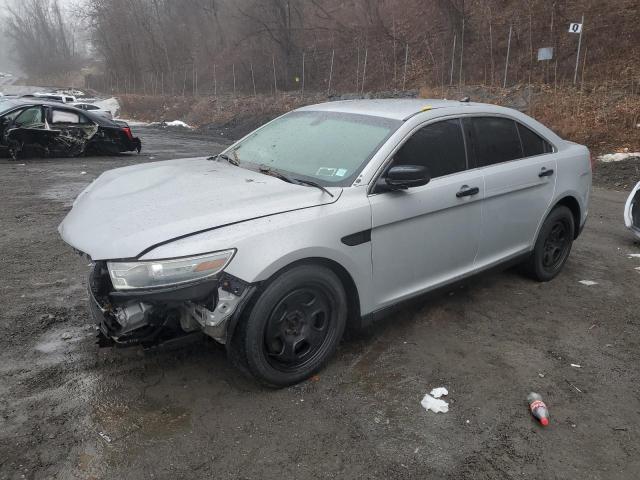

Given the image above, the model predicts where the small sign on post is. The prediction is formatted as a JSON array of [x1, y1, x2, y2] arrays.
[[537, 47, 554, 61], [568, 23, 583, 34]]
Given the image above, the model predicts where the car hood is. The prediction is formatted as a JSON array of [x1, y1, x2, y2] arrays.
[[59, 157, 342, 260]]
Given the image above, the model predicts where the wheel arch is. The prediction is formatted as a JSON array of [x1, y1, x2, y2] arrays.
[[553, 195, 582, 239], [264, 257, 362, 332]]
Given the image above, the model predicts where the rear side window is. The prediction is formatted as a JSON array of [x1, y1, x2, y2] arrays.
[[471, 117, 522, 167], [517, 123, 552, 157], [394, 119, 467, 178]]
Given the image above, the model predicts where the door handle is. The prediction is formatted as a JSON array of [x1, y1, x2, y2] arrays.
[[456, 185, 480, 198], [539, 168, 554, 178]]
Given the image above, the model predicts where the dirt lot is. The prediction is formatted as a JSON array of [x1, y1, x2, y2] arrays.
[[1, 125, 639, 480]]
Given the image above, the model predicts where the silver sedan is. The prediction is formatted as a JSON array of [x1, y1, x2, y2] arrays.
[[59, 99, 592, 386]]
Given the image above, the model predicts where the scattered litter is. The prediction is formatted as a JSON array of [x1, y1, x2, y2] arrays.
[[430, 387, 448, 398], [570, 363, 582, 368], [579, 280, 598, 286], [465, 419, 470, 424], [627, 254, 640, 258], [565, 379, 583, 393], [597, 152, 640, 163], [589, 324, 597, 330], [538, 373, 545, 378], [414, 447, 420, 454], [421, 392, 449, 414], [98, 431, 112, 443], [61, 332, 72, 340], [310, 375, 320, 382], [527, 392, 550, 426], [613, 427, 628, 432], [80, 171, 87, 175]]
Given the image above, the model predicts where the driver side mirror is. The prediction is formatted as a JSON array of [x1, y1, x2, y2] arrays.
[[379, 165, 431, 191]]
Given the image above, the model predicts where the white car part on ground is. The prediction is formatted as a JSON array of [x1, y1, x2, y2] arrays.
[[624, 181, 640, 238]]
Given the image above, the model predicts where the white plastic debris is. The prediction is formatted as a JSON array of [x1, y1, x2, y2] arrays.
[[579, 280, 598, 286], [98, 431, 112, 443], [421, 388, 449, 414], [628, 254, 640, 258], [571, 363, 582, 368], [430, 387, 449, 398], [80, 171, 87, 175]]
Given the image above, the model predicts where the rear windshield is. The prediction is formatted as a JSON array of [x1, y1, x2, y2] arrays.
[[230, 111, 401, 186]]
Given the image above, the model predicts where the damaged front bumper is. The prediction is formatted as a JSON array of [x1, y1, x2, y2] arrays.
[[624, 181, 640, 239], [88, 262, 253, 346]]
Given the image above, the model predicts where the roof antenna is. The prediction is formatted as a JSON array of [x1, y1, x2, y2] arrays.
[[460, 96, 471, 103]]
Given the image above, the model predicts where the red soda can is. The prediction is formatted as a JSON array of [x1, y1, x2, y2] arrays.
[[527, 392, 550, 426]]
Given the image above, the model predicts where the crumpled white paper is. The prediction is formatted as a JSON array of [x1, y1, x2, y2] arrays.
[[421, 387, 449, 413]]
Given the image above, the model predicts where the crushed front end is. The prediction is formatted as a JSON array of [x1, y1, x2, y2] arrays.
[[88, 260, 252, 347]]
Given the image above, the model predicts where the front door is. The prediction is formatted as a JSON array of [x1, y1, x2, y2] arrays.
[[369, 118, 484, 310]]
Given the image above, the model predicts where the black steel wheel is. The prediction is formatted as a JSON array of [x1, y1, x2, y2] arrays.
[[525, 205, 575, 281], [228, 264, 347, 387]]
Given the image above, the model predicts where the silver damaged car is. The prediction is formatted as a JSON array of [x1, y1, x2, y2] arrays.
[[59, 99, 592, 386]]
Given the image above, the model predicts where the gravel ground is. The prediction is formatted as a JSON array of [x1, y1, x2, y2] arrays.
[[1, 125, 639, 480]]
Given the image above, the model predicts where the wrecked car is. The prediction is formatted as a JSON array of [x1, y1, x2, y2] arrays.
[[625, 181, 640, 238], [59, 99, 591, 387], [0, 99, 140, 159]]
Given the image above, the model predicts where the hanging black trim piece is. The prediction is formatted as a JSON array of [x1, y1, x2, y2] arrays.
[[341, 229, 371, 246]]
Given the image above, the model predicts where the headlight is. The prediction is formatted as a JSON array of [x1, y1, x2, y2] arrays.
[[107, 250, 235, 290]]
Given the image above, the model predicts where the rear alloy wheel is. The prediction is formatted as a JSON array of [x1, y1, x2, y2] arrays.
[[525, 205, 575, 281], [231, 264, 347, 387]]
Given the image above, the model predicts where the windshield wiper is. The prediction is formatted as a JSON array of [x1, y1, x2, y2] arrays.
[[210, 152, 240, 166], [258, 165, 334, 197], [292, 178, 335, 197]]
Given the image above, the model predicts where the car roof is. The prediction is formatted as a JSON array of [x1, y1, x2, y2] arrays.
[[297, 99, 477, 121], [0, 98, 117, 126]]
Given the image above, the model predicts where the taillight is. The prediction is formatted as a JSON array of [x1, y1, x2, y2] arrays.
[[122, 127, 133, 140]]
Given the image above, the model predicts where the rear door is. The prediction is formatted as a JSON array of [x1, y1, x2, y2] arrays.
[[466, 116, 557, 267], [369, 118, 484, 309]]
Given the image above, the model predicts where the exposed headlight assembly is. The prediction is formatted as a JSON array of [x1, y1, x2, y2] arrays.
[[107, 250, 235, 291]]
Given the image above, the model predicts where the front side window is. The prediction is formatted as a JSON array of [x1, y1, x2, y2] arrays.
[[14, 107, 44, 127], [471, 117, 522, 167], [230, 111, 401, 186], [392, 119, 467, 178]]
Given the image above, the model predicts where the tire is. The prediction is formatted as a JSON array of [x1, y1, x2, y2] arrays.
[[229, 264, 347, 388], [524, 205, 575, 282]]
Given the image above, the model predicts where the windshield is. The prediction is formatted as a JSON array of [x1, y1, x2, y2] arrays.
[[229, 111, 401, 186]]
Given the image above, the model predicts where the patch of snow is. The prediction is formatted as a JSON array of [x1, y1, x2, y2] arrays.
[[93, 97, 120, 117], [164, 120, 193, 129], [597, 152, 640, 163], [421, 393, 449, 413], [579, 280, 598, 286]]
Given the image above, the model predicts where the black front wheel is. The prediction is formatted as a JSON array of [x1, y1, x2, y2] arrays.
[[525, 205, 575, 281], [229, 264, 347, 387]]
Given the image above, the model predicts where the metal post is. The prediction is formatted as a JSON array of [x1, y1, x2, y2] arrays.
[[272, 55, 278, 95], [327, 49, 334, 96], [301, 52, 305, 99], [449, 34, 456, 85], [459, 17, 465, 86], [573, 14, 585, 85], [232, 64, 236, 96], [213, 64, 217, 96], [503, 25, 512, 88], [402, 44, 409, 91], [361, 48, 368, 94], [250, 63, 257, 97]]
